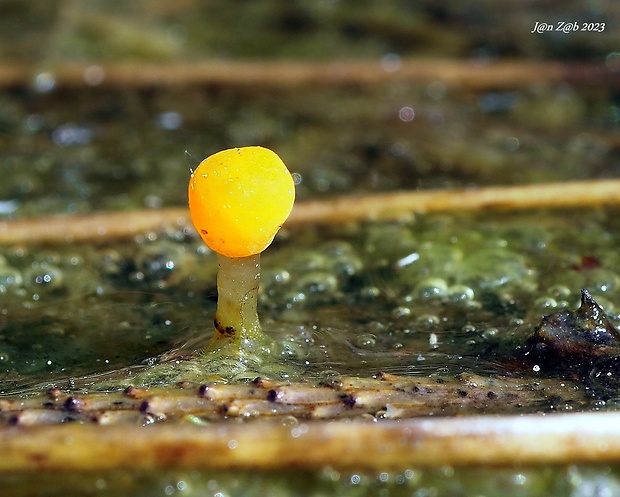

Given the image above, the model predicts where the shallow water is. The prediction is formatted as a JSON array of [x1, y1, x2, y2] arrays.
[[2, 209, 619, 396]]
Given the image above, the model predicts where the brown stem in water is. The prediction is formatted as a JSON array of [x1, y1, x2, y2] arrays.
[[2, 412, 620, 471], [0, 373, 586, 425], [0, 59, 617, 90], [1, 179, 620, 245]]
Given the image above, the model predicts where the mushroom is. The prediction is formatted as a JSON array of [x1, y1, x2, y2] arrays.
[[188, 146, 295, 375]]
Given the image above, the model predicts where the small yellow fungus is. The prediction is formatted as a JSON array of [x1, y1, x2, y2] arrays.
[[188, 146, 295, 258], [188, 146, 295, 377]]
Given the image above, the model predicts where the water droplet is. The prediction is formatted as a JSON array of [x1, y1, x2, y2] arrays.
[[398, 106, 415, 122], [478, 92, 518, 113], [461, 323, 476, 333], [83, 65, 105, 85], [356, 333, 377, 349], [33, 72, 55, 93], [156, 111, 183, 130], [283, 291, 306, 308], [359, 285, 381, 300], [380, 53, 401, 72], [24, 264, 62, 289], [426, 81, 446, 100], [415, 278, 448, 299], [297, 271, 338, 295], [534, 297, 558, 309], [0, 266, 22, 289], [481, 327, 498, 340], [505, 136, 520, 152], [144, 194, 163, 209], [606, 52, 620, 71], [448, 284, 475, 302], [416, 314, 440, 327], [23, 114, 44, 133], [391, 306, 411, 318], [52, 124, 93, 147], [548, 285, 571, 298]]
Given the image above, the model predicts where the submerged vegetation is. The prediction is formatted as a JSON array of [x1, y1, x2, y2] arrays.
[[2, 208, 620, 395]]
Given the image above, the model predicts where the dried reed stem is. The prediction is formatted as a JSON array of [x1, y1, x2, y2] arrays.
[[1, 374, 583, 426], [1, 179, 619, 245], [2, 412, 620, 471], [291, 179, 620, 224], [0, 59, 617, 90]]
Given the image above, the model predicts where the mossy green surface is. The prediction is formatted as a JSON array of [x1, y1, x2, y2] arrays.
[[2, 209, 620, 392]]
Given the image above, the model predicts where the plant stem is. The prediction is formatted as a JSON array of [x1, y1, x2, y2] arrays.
[[199, 254, 284, 379], [0, 59, 618, 89], [211, 254, 263, 350], [2, 179, 620, 245], [3, 412, 620, 471]]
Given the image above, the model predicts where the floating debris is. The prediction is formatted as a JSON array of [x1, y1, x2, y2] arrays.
[[527, 289, 620, 397]]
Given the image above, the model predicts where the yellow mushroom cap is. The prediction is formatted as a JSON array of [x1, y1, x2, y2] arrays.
[[188, 146, 295, 258]]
